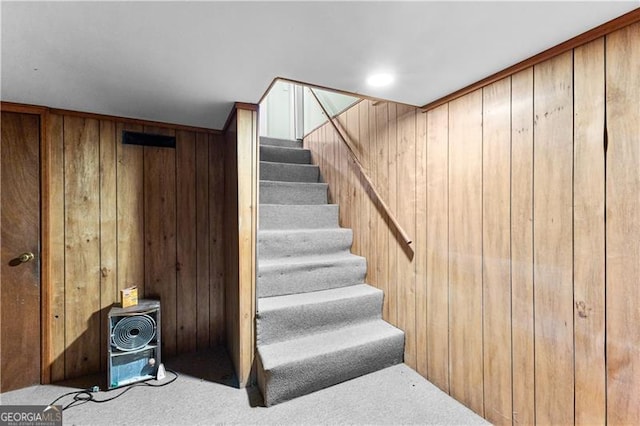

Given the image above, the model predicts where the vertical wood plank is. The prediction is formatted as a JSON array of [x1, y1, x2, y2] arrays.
[[510, 67, 535, 426], [99, 120, 117, 372], [448, 89, 484, 415], [574, 37, 606, 426], [606, 22, 640, 425], [210, 133, 226, 346], [533, 51, 574, 425], [176, 130, 197, 354], [64, 116, 101, 377], [143, 126, 177, 358], [358, 102, 370, 272], [116, 123, 144, 295], [346, 105, 360, 255], [397, 105, 417, 368], [426, 104, 449, 392], [387, 103, 399, 327], [375, 103, 390, 321], [415, 110, 428, 377], [367, 102, 379, 294], [194, 133, 210, 350], [48, 114, 65, 382], [482, 77, 513, 425]]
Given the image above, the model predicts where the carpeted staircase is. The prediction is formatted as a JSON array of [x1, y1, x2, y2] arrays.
[[256, 136, 405, 406]]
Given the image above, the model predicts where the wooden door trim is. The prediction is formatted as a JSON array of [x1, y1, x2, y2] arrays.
[[1, 103, 52, 384]]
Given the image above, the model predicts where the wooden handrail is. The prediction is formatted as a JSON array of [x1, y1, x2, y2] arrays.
[[309, 89, 413, 246]]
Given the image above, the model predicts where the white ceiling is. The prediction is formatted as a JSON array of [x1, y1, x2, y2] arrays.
[[2, 1, 638, 129]]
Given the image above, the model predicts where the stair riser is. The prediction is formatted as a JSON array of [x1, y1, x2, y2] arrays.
[[260, 145, 311, 164], [259, 205, 339, 230], [257, 291, 382, 346], [260, 137, 303, 149], [257, 258, 366, 298], [257, 332, 405, 406], [260, 182, 327, 205], [260, 162, 319, 183], [258, 229, 352, 260]]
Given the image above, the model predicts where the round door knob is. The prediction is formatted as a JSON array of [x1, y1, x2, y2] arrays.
[[18, 252, 35, 263]]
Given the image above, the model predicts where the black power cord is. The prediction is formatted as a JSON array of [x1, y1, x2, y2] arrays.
[[48, 369, 179, 411]]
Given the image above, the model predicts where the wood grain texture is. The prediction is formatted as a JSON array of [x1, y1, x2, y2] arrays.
[[47, 113, 66, 382], [302, 21, 639, 425], [1, 112, 41, 391], [573, 37, 606, 425], [397, 104, 417, 368], [425, 104, 449, 393], [481, 77, 512, 425], [4, 107, 226, 383], [606, 22, 640, 425], [176, 130, 197, 354], [415, 111, 428, 377], [209, 133, 225, 346], [510, 67, 535, 426], [533, 51, 575, 425], [387, 103, 399, 327], [236, 109, 257, 387], [448, 89, 484, 416], [116, 123, 144, 295], [143, 126, 177, 358], [374, 103, 390, 321], [193, 133, 210, 350], [63, 116, 101, 378], [99, 120, 117, 372]]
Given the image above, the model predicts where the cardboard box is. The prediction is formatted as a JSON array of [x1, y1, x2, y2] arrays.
[[121, 286, 138, 308]]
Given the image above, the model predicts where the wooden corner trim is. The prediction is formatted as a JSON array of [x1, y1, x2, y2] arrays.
[[421, 7, 640, 112], [222, 102, 259, 134]]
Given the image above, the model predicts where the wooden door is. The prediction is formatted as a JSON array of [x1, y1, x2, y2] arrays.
[[1, 111, 41, 392]]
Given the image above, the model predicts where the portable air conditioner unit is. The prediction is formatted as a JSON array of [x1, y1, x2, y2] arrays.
[[107, 299, 161, 389]]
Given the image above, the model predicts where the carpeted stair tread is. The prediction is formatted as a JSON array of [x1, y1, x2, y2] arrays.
[[260, 136, 303, 149], [257, 319, 404, 406], [257, 284, 383, 346], [260, 145, 311, 164], [260, 180, 328, 205], [258, 228, 352, 259], [260, 161, 320, 183], [259, 204, 340, 230], [258, 253, 367, 298]]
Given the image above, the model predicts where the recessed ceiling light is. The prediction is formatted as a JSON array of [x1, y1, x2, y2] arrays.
[[366, 73, 394, 87]]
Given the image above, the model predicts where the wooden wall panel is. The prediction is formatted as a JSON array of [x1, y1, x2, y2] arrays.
[[387, 103, 399, 327], [176, 130, 197, 354], [47, 114, 66, 382], [448, 90, 484, 416], [481, 77, 512, 425], [533, 51, 574, 426], [425, 104, 449, 393], [143, 126, 178, 358], [209, 133, 225, 346], [510, 67, 535, 426], [99, 120, 117, 372], [194, 133, 210, 349], [224, 105, 258, 388], [63, 116, 101, 378], [573, 37, 606, 425], [396, 105, 417, 369], [415, 109, 427, 377], [9, 107, 226, 382], [116, 123, 144, 295], [374, 103, 390, 321], [303, 20, 639, 426], [606, 22, 640, 424]]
